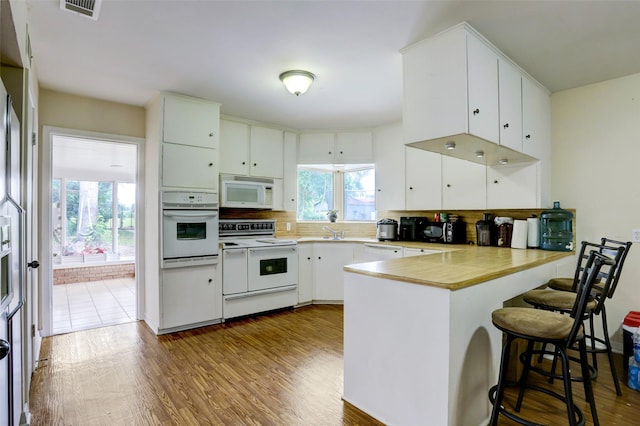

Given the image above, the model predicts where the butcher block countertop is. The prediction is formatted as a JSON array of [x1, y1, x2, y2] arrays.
[[343, 245, 572, 291]]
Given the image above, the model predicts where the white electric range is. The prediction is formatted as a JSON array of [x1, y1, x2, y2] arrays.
[[219, 220, 298, 319]]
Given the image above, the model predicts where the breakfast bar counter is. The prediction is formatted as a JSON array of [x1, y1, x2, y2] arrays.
[[342, 247, 573, 426]]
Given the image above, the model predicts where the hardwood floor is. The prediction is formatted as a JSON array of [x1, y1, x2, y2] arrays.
[[30, 305, 639, 425]]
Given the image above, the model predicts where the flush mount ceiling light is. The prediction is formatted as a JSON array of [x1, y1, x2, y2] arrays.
[[445, 141, 456, 150], [279, 70, 315, 96], [475, 150, 485, 158]]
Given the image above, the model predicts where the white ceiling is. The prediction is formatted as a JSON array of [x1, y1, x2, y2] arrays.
[[27, 0, 640, 130], [52, 136, 137, 182]]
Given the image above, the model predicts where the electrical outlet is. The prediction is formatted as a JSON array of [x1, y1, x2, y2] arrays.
[[286, 222, 291, 231], [632, 229, 640, 243]]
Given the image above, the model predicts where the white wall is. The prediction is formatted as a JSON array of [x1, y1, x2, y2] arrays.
[[551, 72, 640, 350]]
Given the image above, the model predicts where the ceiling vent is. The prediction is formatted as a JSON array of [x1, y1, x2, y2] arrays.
[[60, 0, 102, 20]]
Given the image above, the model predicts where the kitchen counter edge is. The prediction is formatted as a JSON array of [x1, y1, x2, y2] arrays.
[[343, 245, 573, 291]]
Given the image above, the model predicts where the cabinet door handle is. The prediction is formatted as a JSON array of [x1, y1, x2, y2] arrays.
[[209, 133, 214, 137], [208, 163, 213, 167], [291, 198, 295, 202], [377, 188, 381, 192], [253, 163, 257, 167], [328, 151, 332, 155], [409, 186, 413, 190], [318, 256, 322, 260], [307, 257, 311, 260], [242, 161, 246, 165], [525, 134, 531, 139], [208, 278, 213, 283], [473, 108, 480, 115], [447, 184, 451, 187], [340, 151, 343, 154], [494, 180, 499, 184], [503, 123, 509, 129]]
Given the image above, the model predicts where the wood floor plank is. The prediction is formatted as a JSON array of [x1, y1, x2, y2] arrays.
[[29, 305, 639, 425]]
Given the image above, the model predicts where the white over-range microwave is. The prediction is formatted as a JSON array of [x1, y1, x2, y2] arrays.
[[220, 174, 274, 209]]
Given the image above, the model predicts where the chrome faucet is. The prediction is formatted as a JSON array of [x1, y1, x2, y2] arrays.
[[322, 225, 341, 240]]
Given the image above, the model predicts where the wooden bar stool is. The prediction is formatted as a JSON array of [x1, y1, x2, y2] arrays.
[[523, 239, 631, 395], [488, 251, 614, 426]]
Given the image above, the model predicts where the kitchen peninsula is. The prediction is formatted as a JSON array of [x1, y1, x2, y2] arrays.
[[342, 246, 572, 426]]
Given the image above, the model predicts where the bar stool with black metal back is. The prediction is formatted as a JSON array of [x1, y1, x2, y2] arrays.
[[522, 238, 631, 395], [488, 250, 615, 426]]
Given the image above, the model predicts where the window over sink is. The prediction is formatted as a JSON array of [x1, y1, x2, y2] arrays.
[[296, 164, 375, 221]]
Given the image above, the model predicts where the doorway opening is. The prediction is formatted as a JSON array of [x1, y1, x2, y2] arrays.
[[45, 131, 141, 335]]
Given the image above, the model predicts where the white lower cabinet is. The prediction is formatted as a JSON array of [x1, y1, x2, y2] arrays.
[[297, 243, 356, 303], [297, 244, 314, 304], [313, 243, 355, 301], [358, 243, 403, 262], [161, 264, 222, 331], [402, 247, 443, 257]]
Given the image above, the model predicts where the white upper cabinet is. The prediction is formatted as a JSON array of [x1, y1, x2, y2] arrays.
[[522, 78, 551, 160], [282, 131, 298, 211], [522, 77, 551, 206], [498, 59, 523, 152], [402, 23, 550, 166], [162, 143, 218, 190], [335, 131, 374, 163], [466, 32, 500, 143], [299, 131, 373, 164], [298, 133, 335, 163], [249, 126, 284, 178], [219, 120, 250, 175], [486, 163, 539, 209], [405, 146, 442, 210], [219, 119, 283, 179], [402, 25, 499, 145], [163, 94, 220, 149], [148, 93, 220, 191], [373, 123, 406, 211], [441, 156, 486, 210]]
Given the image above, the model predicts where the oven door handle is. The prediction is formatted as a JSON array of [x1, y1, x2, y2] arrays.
[[248, 247, 297, 255], [163, 211, 219, 219]]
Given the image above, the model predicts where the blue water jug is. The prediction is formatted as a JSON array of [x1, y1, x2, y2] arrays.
[[540, 201, 574, 251]]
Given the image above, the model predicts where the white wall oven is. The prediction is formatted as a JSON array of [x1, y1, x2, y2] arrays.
[[161, 191, 219, 268], [220, 219, 297, 319]]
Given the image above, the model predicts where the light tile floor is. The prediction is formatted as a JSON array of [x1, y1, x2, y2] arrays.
[[52, 277, 136, 335]]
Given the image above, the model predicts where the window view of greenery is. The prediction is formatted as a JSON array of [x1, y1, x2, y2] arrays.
[[297, 168, 334, 220], [297, 165, 375, 221], [52, 179, 136, 263], [343, 168, 376, 220]]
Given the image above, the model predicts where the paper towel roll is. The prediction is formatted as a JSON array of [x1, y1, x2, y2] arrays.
[[511, 220, 528, 249], [527, 217, 540, 248]]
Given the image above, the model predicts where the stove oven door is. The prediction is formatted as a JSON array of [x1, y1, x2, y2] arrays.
[[247, 246, 298, 292]]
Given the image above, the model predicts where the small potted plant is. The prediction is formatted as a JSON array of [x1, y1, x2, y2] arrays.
[[327, 209, 338, 222]]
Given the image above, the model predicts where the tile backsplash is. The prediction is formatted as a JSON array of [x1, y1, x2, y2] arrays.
[[220, 208, 576, 245]]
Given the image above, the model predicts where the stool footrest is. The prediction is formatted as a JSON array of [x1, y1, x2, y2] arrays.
[[489, 383, 585, 426]]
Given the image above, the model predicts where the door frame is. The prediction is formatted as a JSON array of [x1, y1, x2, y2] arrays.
[[40, 126, 145, 337]]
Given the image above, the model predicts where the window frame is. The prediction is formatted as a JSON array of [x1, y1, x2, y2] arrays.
[[296, 163, 375, 222]]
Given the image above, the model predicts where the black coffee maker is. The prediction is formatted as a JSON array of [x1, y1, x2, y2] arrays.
[[475, 213, 496, 246], [399, 216, 428, 241]]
